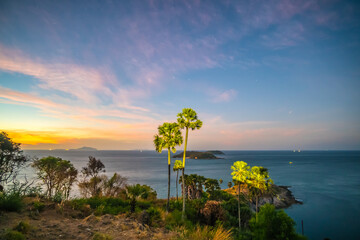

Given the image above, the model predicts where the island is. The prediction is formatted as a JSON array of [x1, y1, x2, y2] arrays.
[[173, 151, 222, 159], [206, 150, 225, 155], [69, 146, 98, 151]]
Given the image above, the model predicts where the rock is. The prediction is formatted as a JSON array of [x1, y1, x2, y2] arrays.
[[250, 185, 302, 211]]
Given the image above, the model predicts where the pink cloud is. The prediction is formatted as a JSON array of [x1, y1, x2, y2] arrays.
[[0, 45, 148, 112]]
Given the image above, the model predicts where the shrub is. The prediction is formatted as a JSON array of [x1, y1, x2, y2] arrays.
[[0, 192, 23, 212], [92, 232, 113, 240], [165, 209, 193, 230], [146, 207, 162, 227], [33, 201, 45, 212], [178, 225, 232, 240], [1, 230, 25, 240], [69, 197, 130, 215], [250, 204, 306, 240], [200, 201, 225, 226], [13, 221, 31, 234]]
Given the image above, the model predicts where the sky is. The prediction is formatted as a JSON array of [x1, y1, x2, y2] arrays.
[[0, 0, 359, 150]]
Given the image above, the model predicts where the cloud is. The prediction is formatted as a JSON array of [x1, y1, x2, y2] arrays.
[[212, 89, 237, 103], [0, 45, 148, 112]]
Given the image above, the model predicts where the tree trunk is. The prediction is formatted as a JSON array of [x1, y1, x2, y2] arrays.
[[167, 149, 171, 212], [182, 168, 185, 220], [176, 170, 179, 201], [238, 183, 241, 230], [181, 128, 188, 220], [256, 195, 258, 222]]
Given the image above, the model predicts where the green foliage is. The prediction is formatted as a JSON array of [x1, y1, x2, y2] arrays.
[[0, 132, 29, 187], [145, 207, 162, 227], [0, 230, 25, 240], [231, 161, 250, 183], [79, 158, 127, 198], [78, 156, 105, 198], [32, 201, 45, 212], [250, 204, 306, 240], [32, 156, 78, 199], [70, 197, 130, 215], [165, 209, 193, 229], [92, 232, 113, 240], [0, 191, 23, 212], [102, 173, 127, 197], [177, 108, 203, 131], [209, 190, 234, 201], [126, 184, 157, 212], [154, 122, 183, 154], [13, 221, 31, 234]]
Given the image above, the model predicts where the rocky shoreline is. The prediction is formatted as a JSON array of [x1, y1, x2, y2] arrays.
[[254, 185, 302, 210], [225, 184, 302, 211]]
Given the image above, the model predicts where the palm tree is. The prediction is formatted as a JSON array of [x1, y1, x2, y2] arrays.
[[247, 166, 273, 222], [154, 122, 183, 212], [231, 161, 250, 231], [177, 108, 202, 219], [173, 160, 183, 201], [125, 184, 151, 213]]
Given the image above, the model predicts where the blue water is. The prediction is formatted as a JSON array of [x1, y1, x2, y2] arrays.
[[23, 150, 360, 240]]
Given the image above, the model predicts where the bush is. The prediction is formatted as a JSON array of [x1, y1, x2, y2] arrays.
[[0, 192, 23, 212], [221, 198, 253, 228], [69, 197, 130, 215], [178, 225, 232, 240], [33, 201, 45, 212], [165, 209, 193, 230], [250, 204, 306, 240], [146, 207, 162, 227], [0, 230, 25, 240], [13, 221, 31, 234], [92, 232, 113, 240]]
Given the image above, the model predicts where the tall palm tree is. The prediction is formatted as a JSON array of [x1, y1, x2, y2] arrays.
[[154, 122, 183, 212], [173, 160, 183, 201], [247, 166, 273, 222], [177, 108, 202, 219], [231, 161, 250, 231]]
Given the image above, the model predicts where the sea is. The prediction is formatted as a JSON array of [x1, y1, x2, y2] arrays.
[[21, 150, 360, 240]]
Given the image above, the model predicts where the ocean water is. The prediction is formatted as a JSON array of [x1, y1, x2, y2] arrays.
[[22, 150, 360, 240]]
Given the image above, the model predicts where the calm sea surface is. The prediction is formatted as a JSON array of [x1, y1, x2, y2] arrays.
[[23, 150, 360, 240]]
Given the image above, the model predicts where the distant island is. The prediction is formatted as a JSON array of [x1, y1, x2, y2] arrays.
[[51, 146, 98, 151], [69, 147, 97, 151], [173, 151, 224, 159], [70, 146, 98, 151], [206, 150, 225, 155]]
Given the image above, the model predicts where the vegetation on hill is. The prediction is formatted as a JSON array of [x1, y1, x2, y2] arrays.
[[1, 120, 306, 240], [173, 151, 220, 159]]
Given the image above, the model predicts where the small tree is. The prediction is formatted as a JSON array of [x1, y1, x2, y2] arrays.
[[227, 182, 232, 188], [78, 156, 105, 197], [102, 173, 127, 197], [250, 204, 306, 240], [0, 132, 29, 190], [231, 161, 250, 231], [173, 160, 183, 201], [125, 184, 157, 212], [32, 156, 78, 199]]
